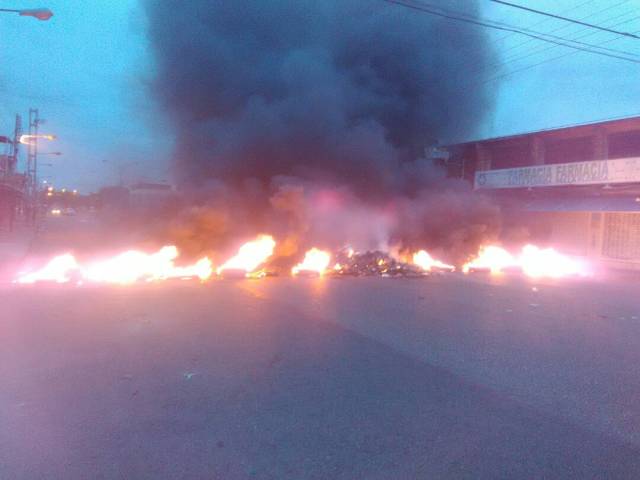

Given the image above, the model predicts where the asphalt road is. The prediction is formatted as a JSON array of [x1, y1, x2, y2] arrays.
[[2, 273, 640, 479]]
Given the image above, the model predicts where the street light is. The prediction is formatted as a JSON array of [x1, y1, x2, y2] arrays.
[[19, 134, 56, 145], [0, 8, 53, 21]]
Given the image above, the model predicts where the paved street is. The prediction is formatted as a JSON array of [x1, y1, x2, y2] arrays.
[[2, 272, 640, 479], [5, 1, 640, 477]]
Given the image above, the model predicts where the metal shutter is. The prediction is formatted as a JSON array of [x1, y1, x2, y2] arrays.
[[602, 213, 640, 260]]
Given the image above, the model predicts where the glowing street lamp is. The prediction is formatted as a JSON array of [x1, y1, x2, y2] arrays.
[[19, 134, 56, 145], [0, 8, 53, 21]]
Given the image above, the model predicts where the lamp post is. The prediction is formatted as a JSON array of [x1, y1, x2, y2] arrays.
[[0, 8, 53, 21], [1, 8, 53, 229], [24, 108, 56, 223]]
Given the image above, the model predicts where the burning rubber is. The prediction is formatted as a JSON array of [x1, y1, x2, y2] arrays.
[[14, 233, 591, 285]]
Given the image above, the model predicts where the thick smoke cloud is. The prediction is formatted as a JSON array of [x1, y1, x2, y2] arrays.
[[143, 0, 501, 261]]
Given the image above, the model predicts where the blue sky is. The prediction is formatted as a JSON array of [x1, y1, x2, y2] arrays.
[[1, 0, 638, 192], [0, 0, 170, 193], [477, 0, 640, 142]]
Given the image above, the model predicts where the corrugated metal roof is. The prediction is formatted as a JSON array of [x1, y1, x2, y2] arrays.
[[445, 114, 640, 148]]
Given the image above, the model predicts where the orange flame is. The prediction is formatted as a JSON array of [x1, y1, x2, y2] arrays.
[[85, 246, 213, 284], [17, 254, 78, 284], [292, 248, 331, 276], [17, 247, 212, 285], [166, 257, 214, 281], [462, 246, 516, 274], [217, 234, 276, 275], [519, 244, 587, 278], [412, 250, 455, 272], [463, 244, 588, 278], [85, 247, 175, 284]]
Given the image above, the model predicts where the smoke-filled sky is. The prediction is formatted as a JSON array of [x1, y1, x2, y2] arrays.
[[144, 0, 495, 194], [0, 0, 638, 192]]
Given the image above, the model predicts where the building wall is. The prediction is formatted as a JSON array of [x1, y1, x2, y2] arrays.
[[454, 117, 640, 175], [445, 117, 640, 271], [547, 212, 592, 256], [520, 211, 640, 270]]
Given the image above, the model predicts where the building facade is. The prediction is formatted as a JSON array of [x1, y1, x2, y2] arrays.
[[445, 116, 640, 270]]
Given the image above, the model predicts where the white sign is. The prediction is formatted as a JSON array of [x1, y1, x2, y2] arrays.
[[426, 147, 450, 160], [474, 157, 640, 190]]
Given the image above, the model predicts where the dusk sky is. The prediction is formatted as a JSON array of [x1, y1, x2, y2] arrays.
[[1, 0, 638, 192]]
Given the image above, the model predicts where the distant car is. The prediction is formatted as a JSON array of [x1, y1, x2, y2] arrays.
[[62, 207, 76, 216], [50, 208, 62, 216]]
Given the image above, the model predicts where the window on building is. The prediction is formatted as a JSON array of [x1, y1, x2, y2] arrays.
[[608, 130, 640, 158], [544, 136, 594, 164], [488, 139, 531, 169]]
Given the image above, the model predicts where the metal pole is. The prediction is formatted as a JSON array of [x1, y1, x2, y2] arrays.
[[27, 108, 39, 224], [9, 114, 21, 174], [34, 110, 39, 194]]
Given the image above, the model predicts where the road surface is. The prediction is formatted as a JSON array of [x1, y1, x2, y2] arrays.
[[2, 272, 640, 479]]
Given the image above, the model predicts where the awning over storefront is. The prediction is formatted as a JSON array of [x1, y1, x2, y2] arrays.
[[523, 196, 640, 212]]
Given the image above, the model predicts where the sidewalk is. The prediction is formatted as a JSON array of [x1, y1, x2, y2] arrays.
[[0, 223, 36, 282]]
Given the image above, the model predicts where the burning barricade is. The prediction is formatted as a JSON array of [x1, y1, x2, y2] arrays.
[[17, 247, 214, 285], [329, 249, 427, 278], [14, 232, 590, 285], [292, 248, 331, 277], [462, 244, 589, 278], [412, 250, 455, 273], [217, 234, 276, 279]]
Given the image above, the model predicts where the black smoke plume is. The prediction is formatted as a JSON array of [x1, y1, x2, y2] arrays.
[[142, 0, 501, 262]]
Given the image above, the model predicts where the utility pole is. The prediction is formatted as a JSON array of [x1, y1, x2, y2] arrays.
[[9, 114, 21, 174], [27, 108, 41, 224], [27, 108, 40, 196]]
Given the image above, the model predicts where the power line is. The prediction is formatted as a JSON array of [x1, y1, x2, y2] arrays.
[[489, 0, 640, 40], [505, 14, 640, 65], [485, 0, 633, 64], [488, 0, 600, 45], [381, 0, 640, 63], [445, 0, 631, 77], [493, 11, 640, 68], [476, 28, 640, 86], [469, 13, 640, 79], [396, 0, 636, 62]]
